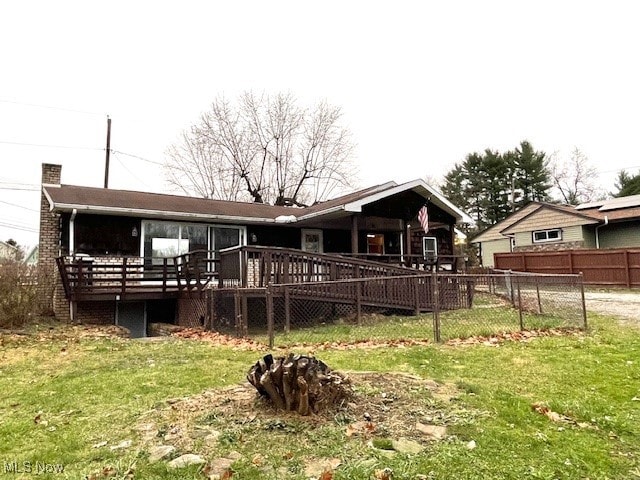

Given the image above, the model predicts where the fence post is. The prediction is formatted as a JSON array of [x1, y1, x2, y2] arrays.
[[414, 276, 421, 315], [266, 285, 275, 349], [355, 280, 362, 326], [284, 285, 291, 334], [535, 276, 542, 314], [234, 288, 242, 336], [432, 271, 441, 343], [516, 275, 524, 330], [624, 250, 631, 288], [507, 270, 515, 307], [579, 272, 588, 329]]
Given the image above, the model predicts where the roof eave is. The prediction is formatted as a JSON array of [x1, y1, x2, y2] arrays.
[[50, 202, 279, 224]]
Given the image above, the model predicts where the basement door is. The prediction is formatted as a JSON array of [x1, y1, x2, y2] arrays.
[[116, 301, 146, 338]]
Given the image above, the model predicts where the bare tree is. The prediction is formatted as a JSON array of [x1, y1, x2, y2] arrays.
[[165, 92, 356, 205], [549, 148, 605, 205]]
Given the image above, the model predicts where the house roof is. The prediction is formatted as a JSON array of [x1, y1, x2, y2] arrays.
[[472, 196, 640, 245], [43, 179, 472, 226], [500, 203, 600, 235], [576, 194, 640, 221], [470, 202, 540, 243]]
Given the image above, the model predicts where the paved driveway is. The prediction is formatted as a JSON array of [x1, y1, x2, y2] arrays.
[[584, 290, 640, 326]]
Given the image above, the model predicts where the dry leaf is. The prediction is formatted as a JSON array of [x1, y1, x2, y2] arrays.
[[374, 467, 393, 480], [531, 402, 571, 422], [319, 471, 333, 480], [220, 469, 233, 480], [346, 421, 376, 437]]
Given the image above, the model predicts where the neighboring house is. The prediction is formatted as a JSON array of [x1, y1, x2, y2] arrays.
[[0, 241, 20, 261], [472, 196, 640, 267], [24, 245, 38, 266], [38, 163, 472, 334]]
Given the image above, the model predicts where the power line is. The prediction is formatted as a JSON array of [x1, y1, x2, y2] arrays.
[[0, 199, 39, 212], [0, 186, 39, 192], [0, 221, 38, 233], [111, 149, 165, 166], [0, 139, 103, 151], [0, 180, 39, 187], [112, 152, 154, 189], [0, 99, 105, 117]]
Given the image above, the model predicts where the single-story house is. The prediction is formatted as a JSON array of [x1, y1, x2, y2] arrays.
[[38, 163, 472, 333], [472, 196, 640, 267]]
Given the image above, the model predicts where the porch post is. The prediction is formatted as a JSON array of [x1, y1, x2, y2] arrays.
[[351, 215, 359, 254], [405, 222, 412, 257]]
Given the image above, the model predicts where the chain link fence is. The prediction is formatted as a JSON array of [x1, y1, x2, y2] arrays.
[[206, 271, 587, 347]]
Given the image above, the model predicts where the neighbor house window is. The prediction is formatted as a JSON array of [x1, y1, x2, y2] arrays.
[[532, 229, 562, 243]]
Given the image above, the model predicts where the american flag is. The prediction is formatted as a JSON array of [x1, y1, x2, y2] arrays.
[[418, 206, 429, 233]]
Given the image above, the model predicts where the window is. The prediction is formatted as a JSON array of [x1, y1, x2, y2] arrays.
[[532, 229, 562, 243], [143, 221, 243, 268], [423, 237, 437, 259], [301, 229, 323, 253], [366, 233, 385, 254]]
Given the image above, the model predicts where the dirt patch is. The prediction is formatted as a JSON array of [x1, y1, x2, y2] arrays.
[[135, 372, 485, 457]]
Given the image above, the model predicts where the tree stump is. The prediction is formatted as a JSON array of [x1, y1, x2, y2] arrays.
[[247, 354, 351, 415]]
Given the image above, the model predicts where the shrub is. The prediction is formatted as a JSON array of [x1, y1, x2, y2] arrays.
[[0, 260, 38, 328]]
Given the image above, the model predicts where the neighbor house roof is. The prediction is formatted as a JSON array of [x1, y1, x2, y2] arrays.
[[500, 203, 600, 235], [576, 194, 640, 222], [43, 179, 472, 226], [472, 196, 640, 245]]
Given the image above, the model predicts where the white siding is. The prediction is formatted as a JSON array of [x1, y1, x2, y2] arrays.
[[480, 239, 511, 267]]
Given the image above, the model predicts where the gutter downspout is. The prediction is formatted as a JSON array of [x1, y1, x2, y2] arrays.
[[595, 215, 608, 249]]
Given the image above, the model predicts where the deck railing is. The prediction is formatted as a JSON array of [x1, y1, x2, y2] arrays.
[[56, 250, 217, 300], [336, 253, 466, 272], [217, 246, 420, 288], [56, 247, 459, 300]]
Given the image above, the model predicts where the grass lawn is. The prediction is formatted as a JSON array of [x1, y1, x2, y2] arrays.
[[0, 314, 638, 479]]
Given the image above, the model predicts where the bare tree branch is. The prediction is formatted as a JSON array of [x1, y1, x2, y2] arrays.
[[549, 148, 605, 205], [164, 91, 357, 206]]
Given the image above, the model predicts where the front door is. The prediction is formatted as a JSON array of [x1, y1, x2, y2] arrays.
[[301, 229, 323, 253]]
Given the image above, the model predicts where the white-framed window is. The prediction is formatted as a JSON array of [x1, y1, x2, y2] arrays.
[[301, 229, 323, 253], [532, 229, 562, 243], [423, 236, 437, 259], [141, 221, 245, 267]]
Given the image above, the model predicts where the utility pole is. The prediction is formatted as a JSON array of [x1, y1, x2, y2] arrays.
[[104, 115, 111, 188]]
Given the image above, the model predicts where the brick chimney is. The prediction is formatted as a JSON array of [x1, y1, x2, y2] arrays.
[[37, 164, 62, 314]]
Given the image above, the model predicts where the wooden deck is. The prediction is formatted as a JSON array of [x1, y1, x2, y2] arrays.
[[56, 247, 472, 314]]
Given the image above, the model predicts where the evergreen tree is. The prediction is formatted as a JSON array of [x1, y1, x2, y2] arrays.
[[613, 170, 640, 197], [441, 141, 552, 231]]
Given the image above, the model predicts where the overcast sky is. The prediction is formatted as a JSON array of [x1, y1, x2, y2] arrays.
[[1, 0, 639, 247]]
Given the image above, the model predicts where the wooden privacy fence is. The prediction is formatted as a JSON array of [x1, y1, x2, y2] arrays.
[[494, 248, 640, 287]]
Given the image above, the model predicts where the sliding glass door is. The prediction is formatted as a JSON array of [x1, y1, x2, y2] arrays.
[[142, 221, 244, 269]]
